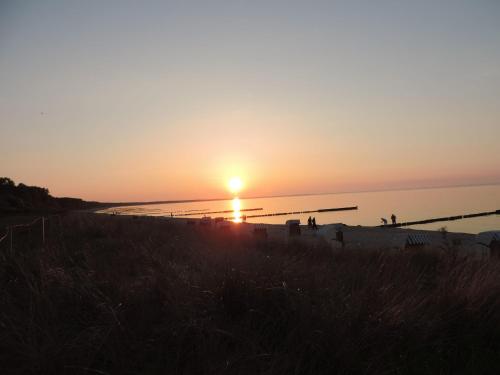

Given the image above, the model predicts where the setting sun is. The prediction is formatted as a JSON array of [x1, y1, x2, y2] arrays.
[[228, 177, 244, 195]]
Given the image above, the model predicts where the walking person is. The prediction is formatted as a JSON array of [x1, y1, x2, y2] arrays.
[[307, 216, 312, 228], [391, 213, 397, 225], [312, 217, 317, 230]]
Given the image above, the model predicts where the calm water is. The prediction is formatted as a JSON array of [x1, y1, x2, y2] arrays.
[[100, 185, 500, 234]]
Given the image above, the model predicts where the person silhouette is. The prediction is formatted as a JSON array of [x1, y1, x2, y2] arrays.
[[312, 217, 317, 230], [381, 218, 388, 225], [391, 214, 396, 225], [307, 216, 312, 228]]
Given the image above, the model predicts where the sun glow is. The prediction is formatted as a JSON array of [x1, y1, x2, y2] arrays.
[[228, 177, 244, 195]]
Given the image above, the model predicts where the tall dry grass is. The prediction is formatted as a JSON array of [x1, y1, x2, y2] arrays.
[[1, 213, 499, 374]]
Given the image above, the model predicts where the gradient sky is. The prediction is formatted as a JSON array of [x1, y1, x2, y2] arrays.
[[1, 0, 499, 201]]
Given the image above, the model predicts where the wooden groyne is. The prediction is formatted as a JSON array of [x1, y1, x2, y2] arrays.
[[226, 206, 358, 220], [317, 207, 358, 212], [382, 210, 499, 228], [176, 208, 263, 217]]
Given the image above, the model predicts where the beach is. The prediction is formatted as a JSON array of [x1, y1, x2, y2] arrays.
[[99, 212, 485, 257]]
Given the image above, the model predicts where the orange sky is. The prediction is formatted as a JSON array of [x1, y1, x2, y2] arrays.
[[1, 1, 499, 202]]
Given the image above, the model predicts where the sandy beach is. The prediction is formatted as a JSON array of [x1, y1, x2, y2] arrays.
[[104, 213, 482, 257]]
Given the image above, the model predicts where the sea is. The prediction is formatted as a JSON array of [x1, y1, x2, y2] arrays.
[[99, 185, 500, 234]]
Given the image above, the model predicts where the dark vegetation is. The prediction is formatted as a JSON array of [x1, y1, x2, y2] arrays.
[[0, 177, 106, 214], [1, 213, 500, 374]]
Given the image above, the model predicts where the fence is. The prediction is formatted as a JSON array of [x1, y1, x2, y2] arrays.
[[0, 216, 50, 254]]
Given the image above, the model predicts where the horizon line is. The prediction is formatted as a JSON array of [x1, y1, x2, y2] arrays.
[[99, 181, 500, 208]]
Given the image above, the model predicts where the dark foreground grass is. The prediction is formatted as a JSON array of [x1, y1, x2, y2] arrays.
[[1, 213, 499, 375]]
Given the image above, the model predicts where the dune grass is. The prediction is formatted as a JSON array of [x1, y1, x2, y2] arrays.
[[1, 213, 499, 374]]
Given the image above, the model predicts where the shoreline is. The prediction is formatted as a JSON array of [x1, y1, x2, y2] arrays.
[[93, 205, 496, 233]]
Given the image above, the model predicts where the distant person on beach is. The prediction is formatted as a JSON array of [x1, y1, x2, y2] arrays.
[[312, 217, 317, 230], [391, 214, 396, 224], [308, 216, 312, 228], [381, 218, 388, 225]]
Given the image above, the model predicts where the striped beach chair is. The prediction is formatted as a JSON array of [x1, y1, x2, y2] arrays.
[[477, 231, 500, 257], [405, 233, 430, 248], [286, 220, 301, 236], [476, 231, 500, 247]]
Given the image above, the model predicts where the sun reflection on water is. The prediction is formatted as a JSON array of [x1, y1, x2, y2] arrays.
[[232, 197, 242, 223]]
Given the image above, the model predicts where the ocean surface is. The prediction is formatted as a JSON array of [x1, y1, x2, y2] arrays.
[[99, 185, 500, 234]]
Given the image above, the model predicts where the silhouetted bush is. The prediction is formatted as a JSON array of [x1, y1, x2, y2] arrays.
[[0, 177, 104, 213]]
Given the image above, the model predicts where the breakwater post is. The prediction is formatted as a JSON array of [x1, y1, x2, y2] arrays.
[[381, 210, 499, 228], [225, 206, 358, 220]]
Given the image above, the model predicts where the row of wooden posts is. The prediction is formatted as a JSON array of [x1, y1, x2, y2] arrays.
[[0, 216, 46, 254], [224, 206, 358, 220], [175, 207, 263, 217], [382, 210, 500, 228]]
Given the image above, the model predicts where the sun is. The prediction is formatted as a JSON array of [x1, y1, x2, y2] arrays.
[[228, 177, 244, 195]]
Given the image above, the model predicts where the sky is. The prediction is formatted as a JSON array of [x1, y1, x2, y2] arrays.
[[1, 0, 499, 202]]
